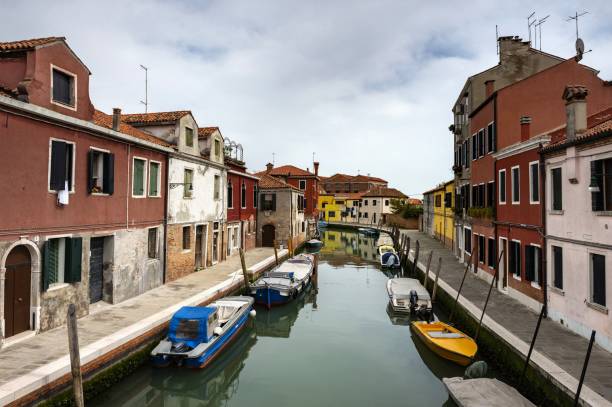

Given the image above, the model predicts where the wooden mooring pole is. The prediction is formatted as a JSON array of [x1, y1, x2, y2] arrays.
[[431, 257, 442, 302], [474, 249, 504, 342], [67, 304, 84, 407], [239, 248, 250, 293], [574, 330, 597, 406], [423, 250, 433, 290], [412, 240, 420, 275], [519, 304, 546, 387], [449, 245, 478, 324], [273, 239, 279, 265]]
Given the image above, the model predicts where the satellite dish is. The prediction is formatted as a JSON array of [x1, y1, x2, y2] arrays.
[[576, 38, 585, 54]]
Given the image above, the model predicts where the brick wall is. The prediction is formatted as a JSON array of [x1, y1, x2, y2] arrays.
[[166, 223, 196, 282]]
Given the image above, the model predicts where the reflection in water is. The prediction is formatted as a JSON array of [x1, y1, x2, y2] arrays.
[[255, 286, 317, 338]]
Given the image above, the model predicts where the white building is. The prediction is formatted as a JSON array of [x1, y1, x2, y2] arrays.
[[358, 187, 407, 225]]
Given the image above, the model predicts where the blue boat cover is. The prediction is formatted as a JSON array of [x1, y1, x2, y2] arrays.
[[382, 252, 398, 265], [168, 306, 216, 348]]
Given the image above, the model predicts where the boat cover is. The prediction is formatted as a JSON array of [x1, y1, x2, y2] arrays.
[[382, 252, 399, 266], [388, 278, 430, 299], [443, 377, 535, 407], [169, 306, 216, 348]]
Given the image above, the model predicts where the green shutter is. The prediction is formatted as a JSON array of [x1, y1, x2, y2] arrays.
[[133, 160, 144, 195], [43, 239, 58, 291], [149, 162, 159, 196], [65, 237, 82, 283]]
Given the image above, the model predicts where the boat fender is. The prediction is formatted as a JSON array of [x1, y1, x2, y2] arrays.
[[250, 309, 257, 318], [213, 327, 223, 336]]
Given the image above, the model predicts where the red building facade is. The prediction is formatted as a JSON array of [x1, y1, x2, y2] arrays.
[[226, 158, 259, 251]]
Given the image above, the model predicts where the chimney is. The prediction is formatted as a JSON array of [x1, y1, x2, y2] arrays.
[[520, 116, 531, 141], [485, 80, 495, 97], [562, 85, 588, 141], [266, 162, 273, 173], [112, 108, 121, 131], [313, 161, 319, 176], [498, 35, 530, 64]]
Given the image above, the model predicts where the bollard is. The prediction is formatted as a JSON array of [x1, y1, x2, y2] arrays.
[[67, 304, 84, 407]]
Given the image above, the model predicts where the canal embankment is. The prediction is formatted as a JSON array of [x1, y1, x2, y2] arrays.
[[0, 247, 287, 406], [399, 229, 612, 407]]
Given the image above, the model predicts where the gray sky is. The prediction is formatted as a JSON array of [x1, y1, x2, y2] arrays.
[[2, 0, 611, 197]]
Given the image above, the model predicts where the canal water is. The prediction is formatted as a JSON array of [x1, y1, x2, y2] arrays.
[[91, 227, 470, 407]]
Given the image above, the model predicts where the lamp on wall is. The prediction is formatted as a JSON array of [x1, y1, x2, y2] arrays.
[[588, 176, 600, 192], [169, 182, 194, 191]]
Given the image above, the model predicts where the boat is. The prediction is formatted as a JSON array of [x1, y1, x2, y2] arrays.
[[151, 296, 255, 368], [379, 244, 400, 268], [318, 220, 328, 228], [411, 321, 477, 366], [249, 253, 315, 308], [443, 377, 535, 407], [358, 227, 379, 237], [386, 278, 432, 320], [305, 238, 324, 249]]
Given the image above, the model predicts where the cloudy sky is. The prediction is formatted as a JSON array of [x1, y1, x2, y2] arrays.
[[2, 0, 611, 196]]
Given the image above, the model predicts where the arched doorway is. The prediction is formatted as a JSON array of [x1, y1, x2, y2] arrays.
[[262, 224, 276, 247], [4, 246, 31, 337]]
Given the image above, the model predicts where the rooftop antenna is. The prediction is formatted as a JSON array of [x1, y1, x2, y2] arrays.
[[312, 152, 316, 164], [527, 12, 536, 44], [272, 152, 275, 165], [567, 11, 589, 61], [535, 15, 550, 50], [139, 65, 148, 113]]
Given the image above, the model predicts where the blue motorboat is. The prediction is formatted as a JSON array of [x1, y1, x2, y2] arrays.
[[151, 296, 255, 368], [379, 244, 401, 268], [358, 227, 380, 237], [318, 220, 328, 228], [250, 253, 315, 308]]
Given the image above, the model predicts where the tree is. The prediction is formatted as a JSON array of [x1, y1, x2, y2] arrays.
[[390, 198, 423, 219]]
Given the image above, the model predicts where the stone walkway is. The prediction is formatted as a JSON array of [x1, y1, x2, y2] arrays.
[[399, 230, 612, 405], [0, 248, 281, 404]]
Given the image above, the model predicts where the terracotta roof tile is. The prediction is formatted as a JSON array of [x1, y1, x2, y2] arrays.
[[198, 127, 219, 139], [93, 110, 171, 147], [267, 165, 315, 177], [324, 173, 387, 183], [407, 198, 423, 205], [257, 174, 301, 191], [543, 107, 612, 151], [0, 37, 65, 52], [362, 187, 407, 198], [121, 111, 191, 124]]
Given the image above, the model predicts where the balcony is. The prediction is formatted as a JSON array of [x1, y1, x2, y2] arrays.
[[467, 206, 493, 219]]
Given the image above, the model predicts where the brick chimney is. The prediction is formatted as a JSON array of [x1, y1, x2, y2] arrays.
[[313, 161, 319, 176], [562, 85, 588, 141], [266, 162, 274, 173], [498, 36, 531, 64], [112, 108, 121, 131], [520, 116, 531, 141], [485, 80, 495, 97]]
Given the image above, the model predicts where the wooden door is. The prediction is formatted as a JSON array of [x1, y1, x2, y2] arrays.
[[195, 226, 203, 269], [262, 224, 275, 247], [4, 246, 31, 337], [89, 237, 104, 303]]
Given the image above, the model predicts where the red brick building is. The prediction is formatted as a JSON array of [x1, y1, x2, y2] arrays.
[[0, 37, 171, 342]]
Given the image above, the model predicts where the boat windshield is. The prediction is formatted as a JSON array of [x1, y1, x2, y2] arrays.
[[174, 319, 201, 340]]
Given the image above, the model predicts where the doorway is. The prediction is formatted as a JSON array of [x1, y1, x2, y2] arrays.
[[195, 225, 207, 269], [499, 237, 508, 291], [212, 231, 219, 264], [262, 224, 275, 247], [4, 246, 31, 337], [89, 237, 104, 304]]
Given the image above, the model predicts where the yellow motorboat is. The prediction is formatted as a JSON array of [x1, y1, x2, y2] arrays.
[[411, 321, 477, 366]]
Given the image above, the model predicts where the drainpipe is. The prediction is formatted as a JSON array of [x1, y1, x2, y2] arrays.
[[162, 154, 170, 284], [539, 144, 548, 317], [493, 96, 499, 286]]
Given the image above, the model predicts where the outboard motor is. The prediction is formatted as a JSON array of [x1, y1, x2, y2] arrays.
[[409, 289, 419, 311]]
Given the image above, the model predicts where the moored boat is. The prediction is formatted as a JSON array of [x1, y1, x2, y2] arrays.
[[151, 296, 255, 368], [305, 238, 323, 249], [443, 377, 535, 407], [318, 220, 328, 228], [411, 321, 477, 366], [379, 244, 400, 268], [358, 227, 379, 237], [250, 253, 315, 308], [386, 278, 432, 319]]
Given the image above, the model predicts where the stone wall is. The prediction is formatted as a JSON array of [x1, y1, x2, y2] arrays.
[[166, 223, 197, 282], [386, 213, 419, 230]]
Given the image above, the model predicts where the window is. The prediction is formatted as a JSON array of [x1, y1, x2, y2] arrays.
[[487, 122, 495, 153], [478, 235, 485, 263], [464, 228, 472, 254], [149, 162, 161, 197], [241, 183, 246, 208], [329, 211, 336, 218], [464, 140, 470, 168], [552, 246, 563, 290], [253, 185, 258, 208], [487, 238, 496, 268], [590, 158, 612, 211], [49, 139, 74, 192], [486, 181, 494, 207], [214, 139, 221, 159], [364, 200, 368, 206], [87, 149, 114, 194], [529, 162, 539, 204], [525, 245, 541, 285], [498, 170, 506, 204], [148, 228, 158, 259], [299, 180, 306, 190], [52, 67, 75, 107], [301, 221, 305, 233], [509, 241, 521, 277], [184, 169, 193, 198], [472, 134, 477, 160], [590, 253, 606, 307], [132, 158, 147, 197], [298, 195, 304, 212], [363, 212, 368, 218], [385, 199, 389, 206], [373, 200, 377, 206], [214, 175, 220, 200], [43, 237, 82, 290], [511, 166, 520, 204], [322, 202, 327, 208], [478, 129, 485, 157], [185, 127, 194, 147], [435, 195, 441, 207], [227, 181, 233, 208], [182, 226, 191, 250], [444, 192, 452, 208], [262, 193, 276, 211], [551, 168, 562, 211]]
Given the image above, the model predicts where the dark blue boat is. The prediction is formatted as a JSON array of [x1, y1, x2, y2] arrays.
[[151, 296, 255, 368]]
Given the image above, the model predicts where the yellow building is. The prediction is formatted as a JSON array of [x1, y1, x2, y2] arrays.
[[430, 180, 454, 249], [318, 193, 342, 222]]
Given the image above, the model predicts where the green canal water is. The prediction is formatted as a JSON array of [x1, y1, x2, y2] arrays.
[[91, 227, 472, 407]]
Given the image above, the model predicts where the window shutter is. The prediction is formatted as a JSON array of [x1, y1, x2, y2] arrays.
[[50, 141, 67, 190], [525, 246, 534, 281], [260, 193, 266, 209], [65, 237, 82, 283], [42, 240, 58, 291], [272, 194, 276, 211], [591, 160, 604, 211], [87, 150, 95, 193], [592, 255, 606, 306], [103, 153, 115, 195]]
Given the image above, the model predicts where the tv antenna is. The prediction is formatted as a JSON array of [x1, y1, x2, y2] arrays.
[[139, 65, 149, 113], [567, 11, 589, 61], [312, 152, 316, 164], [527, 12, 536, 44], [535, 15, 550, 50], [272, 152, 275, 165]]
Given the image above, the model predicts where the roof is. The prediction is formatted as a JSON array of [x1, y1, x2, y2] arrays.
[[542, 107, 612, 153], [267, 165, 316, 177], [257, 174, 301, 191], [423, 180, 454, 195], [0, 36, 65, 52], [121, 111, 191, 125], [93, 110, 171, 147], [407, 198, 423, 205], [362, 187, 407, 198], [324, 173, 387, 183], [198, 126, 219, 139]]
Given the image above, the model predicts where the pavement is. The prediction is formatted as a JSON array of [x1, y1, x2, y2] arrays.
[[0, 247, 282, 405], [399, 230, 612, 406]]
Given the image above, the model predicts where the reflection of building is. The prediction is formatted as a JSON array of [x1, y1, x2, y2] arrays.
[[255, 286, 316, 338]]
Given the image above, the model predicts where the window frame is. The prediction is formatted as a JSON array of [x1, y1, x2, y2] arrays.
[[183, 167, 194, 199], [182, 225, 191, 251], [132, 156, 148, 198], [589, 251, 607, 308], [48, 138, 76, 194], [50, 64, 77, 111], [88, 146, 111, 195], [525, 243, 542, 288], [148, 227, 158, 259], [510, 239, 522, 280], [550, 167, 563, 212], [498, 169, 506, 204], [464, 226, 472, 255], [529, 161, 540, 204], [241, 182, 247, 209], [299, 179, 306, 190], [511, 165, 520, 204], [486, 122, 495, 154], [148, 160, 162, 198]]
